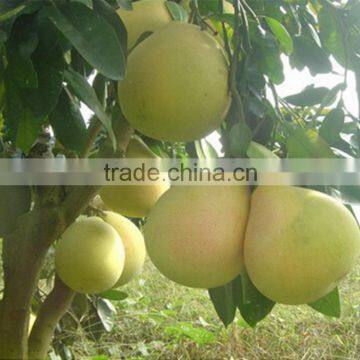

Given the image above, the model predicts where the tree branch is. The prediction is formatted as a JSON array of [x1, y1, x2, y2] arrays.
[[230, 0, 246, 123], [28, 277, 75, 360], [0, 205, 64, 360], [81, 116, 103, 158], [356, 70, 360, 121]]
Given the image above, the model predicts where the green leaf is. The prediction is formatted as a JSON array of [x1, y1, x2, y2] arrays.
[[6, 50, 38, 89], [3, 39, 64, 153], [95, 298, 116, 332], [93, 73, 107, 107], [45, 1, 125, 80], [285, 86, 329, 107], [319, 7, 346, 66], [5, 16, 39, 89], [291, 36, 332, 76], [235, 272, 275, 328], [252, 31, 284, 84], [319, 83, 345, 110], [229, 122, 252, 157], [91, 356, 109, 360], [71, 293, 89, 320], [49, 90, 88, 154], [64, 68, 116, 149], [3, 79, 23, 141], [319, 107, 345, 145], [164, 322, 216, 345], [247, 141, 278, 159], [99, 289, 128, 301], [198, 0, 223, 16], [131, 31, 154, 50], [338, 186, 360, 205], [194, 139, 218, 159], [248, 96, 268, 117], [116, 0, 133, 10], [0, 30, 7, 47], [265, 17, 293, 55], [16, 108, 43, 153], [286, 126, 334, 158], [23, 41, 65, 119], [93, 0, 128, 55], [308, 287, 341, 318], [208, 281, 237, 327], [0, 4, 26, 23], [166, 1, 189, 22]]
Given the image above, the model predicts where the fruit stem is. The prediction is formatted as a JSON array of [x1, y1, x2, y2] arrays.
[[230, 0, 246, 124], [81, 116, 103, 158]]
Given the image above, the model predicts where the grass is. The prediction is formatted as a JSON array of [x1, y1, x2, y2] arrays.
[[70, 260, 360, 360], [1, 238, 359, 359]]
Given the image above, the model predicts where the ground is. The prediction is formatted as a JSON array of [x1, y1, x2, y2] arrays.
[[0, 239, 358, 359], [70, 260, 360, 360]]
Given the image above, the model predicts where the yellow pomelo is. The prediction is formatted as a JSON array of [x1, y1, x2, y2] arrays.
[[102, 211, 146, 286], [144, 186, 250, 288], [55, 217, 125, 294], [117, 0, 172, 50], [100, 137, 169, 218], [118, 22, 231, 142], [244, 186, 360, 305]]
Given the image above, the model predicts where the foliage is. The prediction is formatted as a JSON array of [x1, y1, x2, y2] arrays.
[[0, 0, 359, 358]]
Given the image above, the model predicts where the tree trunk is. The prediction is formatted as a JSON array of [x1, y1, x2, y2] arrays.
[[0, 206, 63, 359], [28, 277, 75, 360], [0, 247, 47, 359], [0, 119, 132, 359], [0, 187, 99, 359]]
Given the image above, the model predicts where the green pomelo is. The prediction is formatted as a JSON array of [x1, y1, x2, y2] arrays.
[[144, 186, 250, 288], [117, 0, 172, 50], [103, 211, 146, 286], [55, 217, 125, 294], [100, 137, 169, 218], [244, 186, 360, 305], [118, 22, 231, 142]]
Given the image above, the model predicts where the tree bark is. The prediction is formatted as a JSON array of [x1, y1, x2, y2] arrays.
[[0, 206, 62, 359], [0, 187, 98, 359], [28, 277, 75, 360], [0, 118, 133, 359]]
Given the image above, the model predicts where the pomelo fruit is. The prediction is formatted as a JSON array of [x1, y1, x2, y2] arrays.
[[117, 0, 172, 50], [118, 22, 231, 142], [102, 211, 146, 286], [144, 185, 250, 288], [55, 217, 125, 294], [100, 137, 169, 218], [244, 186, 360, 305]]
